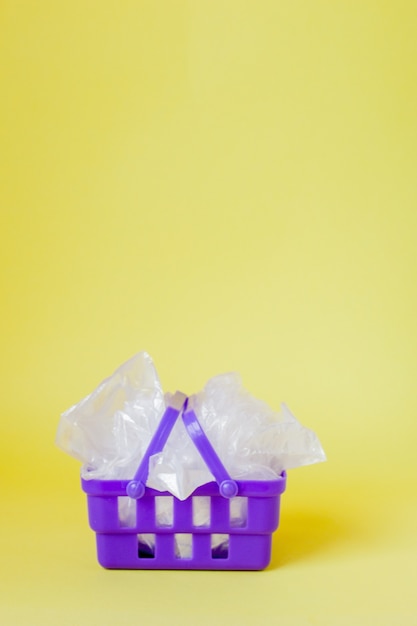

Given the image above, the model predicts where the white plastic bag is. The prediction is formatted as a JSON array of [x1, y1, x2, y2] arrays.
[[57, 352, 326, 501]]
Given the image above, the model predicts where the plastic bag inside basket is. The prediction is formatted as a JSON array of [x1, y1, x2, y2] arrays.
[[57, 352, 326, 499], [146, 373, 326, 498], [56, 352, 165, 480]]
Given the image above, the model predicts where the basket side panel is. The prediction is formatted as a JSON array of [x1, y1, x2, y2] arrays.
[[87, 496, 119, 532], [247, 496, 281, 533], [95, 532, 273, 570], [87, 493, 283, 534], [229, 534, 273, 570], [96, 533, 139, 568]]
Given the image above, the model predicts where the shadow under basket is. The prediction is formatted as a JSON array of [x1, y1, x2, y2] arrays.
[[81, 392, 287, 571]]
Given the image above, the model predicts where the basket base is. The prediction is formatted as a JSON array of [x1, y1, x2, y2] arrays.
[[96, 532, 273, 571]]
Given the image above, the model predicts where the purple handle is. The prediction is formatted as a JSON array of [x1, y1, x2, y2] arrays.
[[126, 391, 187, 499], [127, 391, 238, 499], [182, 397, 238, 498]]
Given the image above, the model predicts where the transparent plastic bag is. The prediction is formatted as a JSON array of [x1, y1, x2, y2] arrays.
[[56, 352, 165, 480], [146, 373, 326, 499], [57, 353, 326, 501]]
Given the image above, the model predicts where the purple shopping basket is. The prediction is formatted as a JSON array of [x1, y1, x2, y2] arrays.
[[82, 392, 287, 570]]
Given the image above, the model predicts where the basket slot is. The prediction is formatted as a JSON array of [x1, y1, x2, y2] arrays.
[[138, 534, 155, 559], [211, 534, 229, 559], [155, 496, 173, 528], [118, 496, 137, 528], [174, 533, 193, 559], [230, 497, 248, 528], [192, 496, 211, 528]]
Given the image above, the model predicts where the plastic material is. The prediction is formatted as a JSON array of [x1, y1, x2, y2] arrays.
[[82, 394, 287, 570], [126, 391, 187, 499], [182, 397, 238, 499], [57, 353, 325, 501], [146, 371, 326, 499], [56, 352, 165, 481]]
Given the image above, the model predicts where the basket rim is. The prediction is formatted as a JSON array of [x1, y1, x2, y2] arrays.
[[81, 472, 286, 498]]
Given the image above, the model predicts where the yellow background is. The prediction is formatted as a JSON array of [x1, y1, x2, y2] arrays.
[[1, 1, 416, 624]]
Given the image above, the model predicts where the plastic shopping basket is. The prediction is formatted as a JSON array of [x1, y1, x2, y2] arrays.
[[82, 391, 287, 570]]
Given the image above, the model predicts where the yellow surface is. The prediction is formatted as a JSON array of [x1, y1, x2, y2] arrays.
[[1, 1, 417, 624]]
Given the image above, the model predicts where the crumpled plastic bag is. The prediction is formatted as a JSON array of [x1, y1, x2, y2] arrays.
[[146, 374, 326, 499], [56, 352, 326, 504], [56, 352, 165, 481]]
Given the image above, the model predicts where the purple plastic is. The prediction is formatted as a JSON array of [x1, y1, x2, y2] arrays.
[[126, 391, 187, 499], [182, 396, 239, 498], [81, 392, 287, 570]]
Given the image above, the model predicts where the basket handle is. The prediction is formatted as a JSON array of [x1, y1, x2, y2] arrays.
[[182, 396, 238, 498], [126, 391, 188, 499], [126, 391, 238, 500]]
